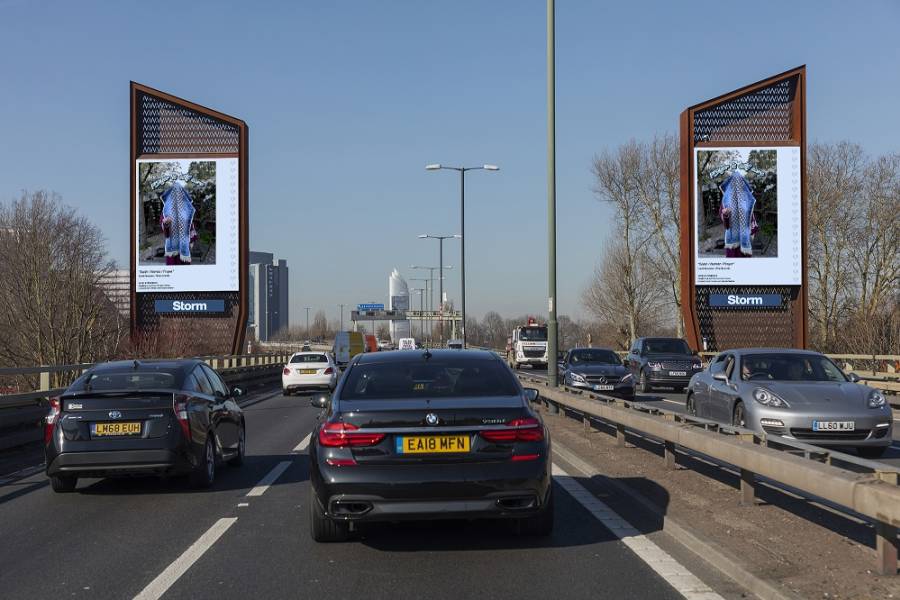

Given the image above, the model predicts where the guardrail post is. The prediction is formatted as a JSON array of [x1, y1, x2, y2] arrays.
[[738, 431, 757, 506], [582, 415, 590, 434], [662, 413, 677, 469], [616, 424, 626, 447], [211, 359, 219, 370], [875, 471, 899, 575], [39, 371, 50, 392]]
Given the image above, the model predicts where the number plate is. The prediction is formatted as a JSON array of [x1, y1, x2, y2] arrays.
[[395, 435, 470, 454], [299, 369, 317, 375], [812, 421, 855, 432], [669, 371, 687, 377], [593, 384, 615, 391], [92, 422, 141, 437]]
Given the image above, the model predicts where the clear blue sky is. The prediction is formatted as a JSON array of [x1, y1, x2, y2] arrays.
[[1, 0, 898, 326]]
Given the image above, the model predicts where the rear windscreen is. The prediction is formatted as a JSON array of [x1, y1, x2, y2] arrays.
[[291, 354, 328, 363], [341, 359, 519, 399], [69, 372, 177, 391]]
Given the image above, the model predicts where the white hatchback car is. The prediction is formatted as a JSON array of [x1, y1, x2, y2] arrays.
[[282, 352, 337, 395]]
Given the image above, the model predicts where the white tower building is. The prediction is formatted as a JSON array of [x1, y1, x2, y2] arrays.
[[388, 268, 411, 342]]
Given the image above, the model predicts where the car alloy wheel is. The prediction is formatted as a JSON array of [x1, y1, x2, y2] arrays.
[[228, 424, 245, 467]]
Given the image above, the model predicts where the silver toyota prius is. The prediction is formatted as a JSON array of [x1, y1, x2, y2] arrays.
[[686, 348, 892, 458]]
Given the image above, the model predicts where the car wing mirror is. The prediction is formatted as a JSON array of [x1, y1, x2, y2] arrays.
[[523, 388, 540, 403], [310, 394, 330, 409], [230, 387, 244, 398], [712, 372, 728, 383], [846, 372, 861, 383]]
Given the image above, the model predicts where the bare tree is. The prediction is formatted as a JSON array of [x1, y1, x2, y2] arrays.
[[582, 240, 667, 349], [0, 191, 123, 373], [481, 311, 506, 349], [592, 141, 657, 341], [311, 310, 329, 339]]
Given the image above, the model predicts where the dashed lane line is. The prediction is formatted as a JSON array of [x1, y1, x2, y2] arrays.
[[246, 460, 292, 497], [553, 464, 724, 600], [293, 433, 312, 453], [133, 517, 237, 600]]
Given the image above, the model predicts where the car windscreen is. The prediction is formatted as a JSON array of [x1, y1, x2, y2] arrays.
[[570, 349, 619, 364], [740, 354, 847, 382], [520, 327, 547, 341], [341, 359, 520, 399], [69, 371, 177, 391], [291, 354, 328, 363], [644, 339, 690, 355]]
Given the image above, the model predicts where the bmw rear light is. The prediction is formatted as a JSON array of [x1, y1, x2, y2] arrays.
[[323, 367, 334, 375], [480, 417, 544, 443], [283, 367, 291, 375], [318, 422, 385, 447], [44, 396, 60, 444], [173, 394, 192, 441]]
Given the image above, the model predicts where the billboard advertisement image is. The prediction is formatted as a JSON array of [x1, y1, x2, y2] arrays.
[[694, 146, 801, 285], [135, 157, 239, 292]]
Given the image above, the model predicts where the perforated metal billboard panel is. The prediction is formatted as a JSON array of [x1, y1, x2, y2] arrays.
[[694, 79, 796, 143], [130, 83, 248, 356], [680, 67, 807, 352]]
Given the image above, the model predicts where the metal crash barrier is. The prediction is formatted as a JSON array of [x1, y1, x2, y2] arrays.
[[0, 353, 292, 452], [519, 374, 900, 576]]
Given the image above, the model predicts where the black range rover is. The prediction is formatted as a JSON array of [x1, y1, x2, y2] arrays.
[[625, 337, 703, 393]]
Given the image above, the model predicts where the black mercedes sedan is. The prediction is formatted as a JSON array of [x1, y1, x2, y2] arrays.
[[308, 349, 552, 542], [559, 347, 634, 399], [44, 359, 246, 493]]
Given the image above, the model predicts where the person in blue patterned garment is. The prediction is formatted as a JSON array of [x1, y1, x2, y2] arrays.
[[160, 181, 197, 266], [719, 170, 758, 258]]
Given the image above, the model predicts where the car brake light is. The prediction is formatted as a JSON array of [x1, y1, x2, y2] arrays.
[[318, 422, 385, 447], [44, 396, 60, 444], [323, 367, 334, 375], [480, 417, 544, 443], [326, 458, 358, 467], [173, 395, 192, 441], [283, 367, 291, 375]]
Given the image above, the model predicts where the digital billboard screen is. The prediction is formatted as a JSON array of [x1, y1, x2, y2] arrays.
[[693, 146, 801, 285], [135, 157, 239, 292]]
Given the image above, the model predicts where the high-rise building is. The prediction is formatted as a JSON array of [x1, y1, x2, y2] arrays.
[[388, 268, 410, 342], [97, 269, 130, 319], [249, 251, 289, 342]]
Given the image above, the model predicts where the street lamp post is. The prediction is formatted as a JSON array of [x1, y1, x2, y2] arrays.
[[412, 288, 426, 339], [546, 0, 559, 388], [304, 307, 311, 341], [416, 234, 460, 344], [338, 303, 345, 331], [409, 277, 430, 344], [425, 164, 499, 348], [410, 264, 452, 344]]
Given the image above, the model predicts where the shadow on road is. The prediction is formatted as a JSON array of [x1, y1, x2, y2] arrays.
[[356, 476, 670, 551], [72, 452, 310, 496]]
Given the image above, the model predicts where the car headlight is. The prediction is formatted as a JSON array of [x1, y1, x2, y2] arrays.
[[752, 388, 789, 408], [691, 361, 703, 370], [647, 361, 662, 370], [570, 373, 586, 383], [867, 390, 886, 409], [621, 373, 633, 383]]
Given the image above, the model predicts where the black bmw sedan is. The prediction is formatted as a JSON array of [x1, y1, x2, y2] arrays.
[[45, 359, 245, 493], [308, 349, 552, 542]]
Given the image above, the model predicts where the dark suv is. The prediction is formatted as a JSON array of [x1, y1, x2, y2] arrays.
[[625, 337, 702, 393]]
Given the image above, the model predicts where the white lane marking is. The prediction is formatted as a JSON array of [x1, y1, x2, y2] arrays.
[[246, 460, 292, 497], [293, 433, 312, 453], [237, 502, 249, 507], [553, 464, 724, 600], [133, 517, 237, 600]]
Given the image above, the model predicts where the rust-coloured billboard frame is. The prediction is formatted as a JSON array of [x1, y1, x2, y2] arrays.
[[129, 82, 249, 355], [679, 66, 807, 352]]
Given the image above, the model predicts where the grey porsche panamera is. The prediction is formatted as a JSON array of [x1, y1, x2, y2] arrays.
[[686, 348, 892, 458]]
